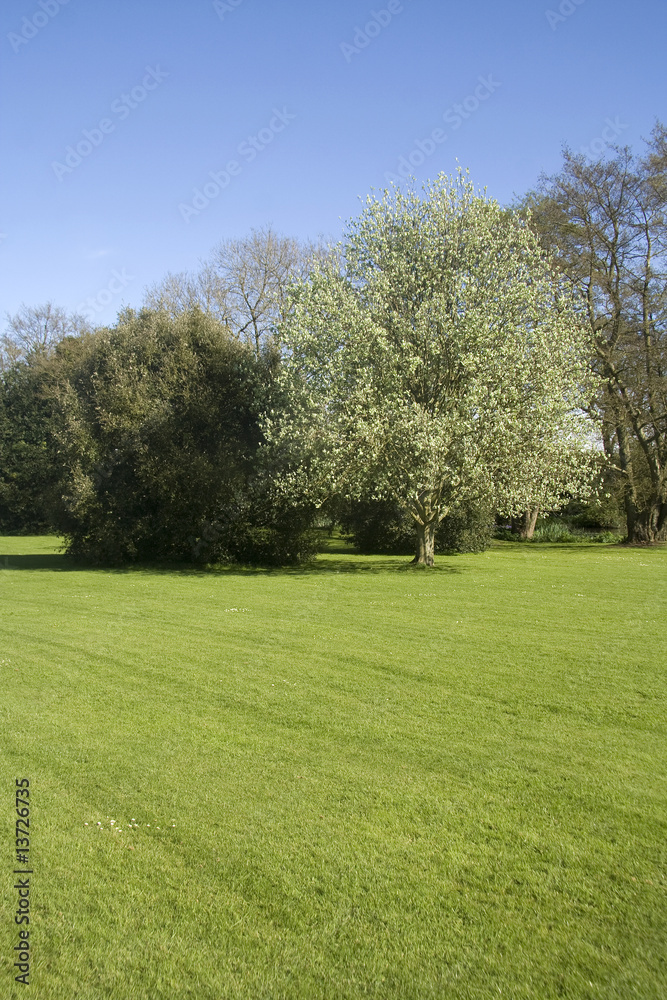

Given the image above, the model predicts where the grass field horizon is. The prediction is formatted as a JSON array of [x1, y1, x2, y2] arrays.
[[1, 535, 665, 999]]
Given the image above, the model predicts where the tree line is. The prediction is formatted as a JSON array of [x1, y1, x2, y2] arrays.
[[1, 128, 665, 564]]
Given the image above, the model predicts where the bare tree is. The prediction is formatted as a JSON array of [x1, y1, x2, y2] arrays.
[[523, 123, 667, 542], [1, 302, 89, 370], [210, 226, 328, 355], [143, 227, 332, 356], [142, 268, 229, 326]]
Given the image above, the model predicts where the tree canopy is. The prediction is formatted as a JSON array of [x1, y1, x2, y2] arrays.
[[268, 171, 598, 564], [43, 308, 315, 564], [143, 226, 329, 356], [1, 302, 88, 370], [522, 123, 667, 541]]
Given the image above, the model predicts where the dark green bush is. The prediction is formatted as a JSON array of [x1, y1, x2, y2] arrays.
[[0, 356, 58, 533], [438, 503, 495, 553], [48, 308, 317, 566], [336, 498, 414, 555], [336, 496, 493, 556]]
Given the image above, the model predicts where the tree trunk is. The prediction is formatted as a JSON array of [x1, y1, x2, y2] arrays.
[[617, 423, 640, 541], [413, 521, 436, 566], [512, 507, 539, 540], [626, 504, 667, 543]]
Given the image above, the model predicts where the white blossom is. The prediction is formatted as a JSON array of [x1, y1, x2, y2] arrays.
[[267, 170, 599, 564]]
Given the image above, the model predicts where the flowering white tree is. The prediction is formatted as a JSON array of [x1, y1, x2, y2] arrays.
[[267, 172, 599, 564]]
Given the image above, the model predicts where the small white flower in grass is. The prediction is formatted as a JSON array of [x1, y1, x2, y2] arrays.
[[84, 823, 88, 826]]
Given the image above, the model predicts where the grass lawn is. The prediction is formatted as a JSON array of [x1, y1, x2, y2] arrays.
[[1, 535, 665, 999]]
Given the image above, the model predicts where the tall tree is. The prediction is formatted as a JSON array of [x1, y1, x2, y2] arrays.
[[46, 308, 315, 565], [522, 124, 667, 542], [210, 227, 309, 355], [268, 172, 598, 565], [143, 227, 330, 355], [0, 354, 56, 533], [1, 302, 88, 370], [142, 267, 230, 326], [0, 305, 90, 531]]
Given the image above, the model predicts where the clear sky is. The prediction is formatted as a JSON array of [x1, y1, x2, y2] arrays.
[[1, 0, 666, 326]]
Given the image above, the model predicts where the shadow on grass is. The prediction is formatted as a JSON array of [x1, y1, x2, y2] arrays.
[[491, 539, 627, 552], [0, 552, 462, 576], [206, 557, 463, 576], [0, 553, 76, 571]]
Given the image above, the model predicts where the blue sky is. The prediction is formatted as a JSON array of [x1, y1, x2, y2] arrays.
[[1, 0, 666, 326]]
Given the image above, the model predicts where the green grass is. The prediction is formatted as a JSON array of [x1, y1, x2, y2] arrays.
[[1, 536, 665, 999]]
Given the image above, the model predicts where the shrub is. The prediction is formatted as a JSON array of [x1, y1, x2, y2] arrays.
[[337, 496, 493, 556], [496, 517, 623, 545], [0, 356, 58, 533], [438, 504, 495, 553], [48, 309, 317, 566], [531, 520, 578, 543]]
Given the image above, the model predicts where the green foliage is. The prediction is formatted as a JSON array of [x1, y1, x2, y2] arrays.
[[0, 356, 56, 533], [495, 517, 623, 544], [437, 501, 494, 553], [193, 493, 319, 566], [336, 497, 414, 555], [530, 519, 579, 543], [271, 170, 599, 565], [588, 529, 624, 543], [337, 495, 493, 554], [522, 125, 667, 542], [560, 483, 625, 533], [48, 308, 315, 565], [529, 519, 624, 544]]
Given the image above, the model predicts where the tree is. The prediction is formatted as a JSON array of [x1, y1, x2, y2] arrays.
[[336, 493, 494, 555], [143, 227, 330, 356], [1, 302, 88, 370], [47, 308, 316, 565], [0, 355, 57, 533], [142, 266, 230, 326], [522, 124, 667, 542], [268, 172, 598, 565], [0, 305, 90, 532], [210, 226, 312, 356]]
